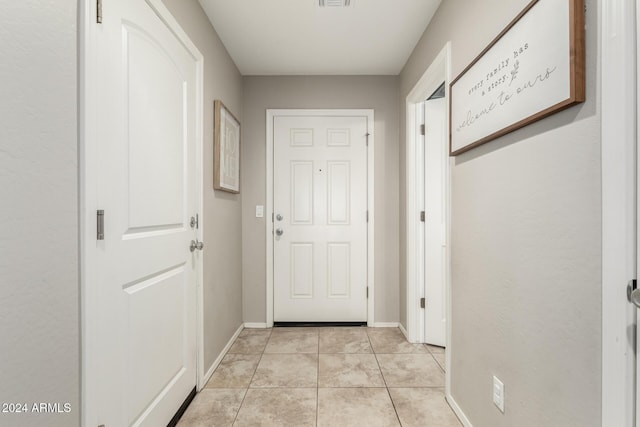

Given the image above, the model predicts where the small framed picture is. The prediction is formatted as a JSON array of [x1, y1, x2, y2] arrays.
[[214, 100, 241, 193]]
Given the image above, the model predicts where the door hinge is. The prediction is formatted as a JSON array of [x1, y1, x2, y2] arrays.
[[96, 0, 103, 23], [420, 124, 425, 135], [97, 210, 105, 240], [366, 287, 369, 299], [420, 297, 425, 308], [366, 210, 369, 222], [420, 211, 425, 222], [366, 133, 370, 146]]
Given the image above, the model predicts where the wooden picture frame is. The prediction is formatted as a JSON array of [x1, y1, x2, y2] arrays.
[[214, 100, 241, 193], [449, 0, 585, 156]]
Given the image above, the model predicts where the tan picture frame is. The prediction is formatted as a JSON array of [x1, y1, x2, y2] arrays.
[[214, 100, 241, 193], [449, 0, 585, 156]]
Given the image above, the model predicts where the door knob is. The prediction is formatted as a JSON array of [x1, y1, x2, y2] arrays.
[[631, 288, 640, 308], [627, 280, 640, 308], [190, 239, 204, 252], [275, 228, 284, 236], [276, 214, 283, 221]]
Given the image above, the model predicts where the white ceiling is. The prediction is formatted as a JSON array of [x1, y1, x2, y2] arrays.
[[198, 0, 442, 75]]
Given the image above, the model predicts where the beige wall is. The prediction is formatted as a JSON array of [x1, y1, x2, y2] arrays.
[[162, 0, 244, 371], [400, 0, 601, 425], [242, 76, 400, 323], [0, 1, 79, 426]]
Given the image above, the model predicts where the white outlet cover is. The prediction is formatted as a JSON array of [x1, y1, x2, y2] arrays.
[[255, 205, 264, 218], [493, 376, 505, 413]]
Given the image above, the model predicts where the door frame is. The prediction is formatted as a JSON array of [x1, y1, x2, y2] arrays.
[[602, 0, 637, 425], [265, 109, 375, 327], [405, 43, 451, 346], [79, 1, 205, 425]]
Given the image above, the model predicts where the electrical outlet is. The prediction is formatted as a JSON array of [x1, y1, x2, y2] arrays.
[[493, 376, 505, 413], [255, 205, 264, 218]]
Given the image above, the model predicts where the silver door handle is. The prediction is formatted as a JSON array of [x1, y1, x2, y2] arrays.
[[631, 289, 640, 308], [190, 239, 204, 252], [628, 279, 640, 308], [275, 228, 284, 236]]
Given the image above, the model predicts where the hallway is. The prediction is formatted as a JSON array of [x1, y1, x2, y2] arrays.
[[178, 327, 461, 426]]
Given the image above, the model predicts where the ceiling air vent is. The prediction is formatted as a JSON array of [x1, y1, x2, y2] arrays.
[[319, 0, 351, 7]]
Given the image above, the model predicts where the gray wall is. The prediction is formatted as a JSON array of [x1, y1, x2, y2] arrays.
[[162, 0, 244, 371], [400, 0, 601, 426], [242, 76, 400, 324], [0, 1, 79, 426]]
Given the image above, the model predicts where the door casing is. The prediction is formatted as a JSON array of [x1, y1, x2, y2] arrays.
[[79, 1, 205, 425], [266, 109, 375, 327]]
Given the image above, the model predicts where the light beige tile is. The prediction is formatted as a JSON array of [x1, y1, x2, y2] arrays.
[[251, 354, 318, 388], [265, 331, 318, 353], [433, 352, 446, 372], [389, 388, 462, 427], [205, 354, 260, 389], [234, 388, 316, 427], [367, 328, 429, 354], [228, 332, 270, 354], [177, 389, 244, 427], [318, 353, 384, 387], [426, 344, 445, 354], [239, 328, 272, 338], [319, 328, 372, 353], [317, 388, 400, 427], [376, 354, 445, 387]]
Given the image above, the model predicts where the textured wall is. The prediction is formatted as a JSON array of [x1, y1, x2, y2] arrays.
[[242, 76, 400, 324], [162, 0, 244, 371], [0, 1, 79, 426], [400, 0, 601, 425]]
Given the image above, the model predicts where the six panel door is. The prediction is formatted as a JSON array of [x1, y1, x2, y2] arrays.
[[273, 115, 368, 322]]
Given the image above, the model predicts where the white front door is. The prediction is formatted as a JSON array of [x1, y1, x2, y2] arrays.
[[424, 97, 447, 346], [273, 114, 368, 322], [94, 1, 199, 425]]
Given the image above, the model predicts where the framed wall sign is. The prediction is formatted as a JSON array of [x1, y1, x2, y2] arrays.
[[449, 0, 585, 156], [214, 100, 241, 193]]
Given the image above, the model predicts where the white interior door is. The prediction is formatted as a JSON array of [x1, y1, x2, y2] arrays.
[[94, 1, 199, 425], [273, 115, 368, 322], [424, 98, 447, 346]]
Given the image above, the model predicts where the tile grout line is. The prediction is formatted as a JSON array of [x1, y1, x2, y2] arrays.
[[366, 328, 403, 426], [426, 343, 447, 373], [230, 328, 272, 426], [316, 329, 320, 427]]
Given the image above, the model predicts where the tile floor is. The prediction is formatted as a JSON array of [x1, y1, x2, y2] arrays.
[[178, 327, 462, 427]]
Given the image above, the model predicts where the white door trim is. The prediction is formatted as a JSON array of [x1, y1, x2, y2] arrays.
[[79, 1, 205, 425], [266, 109, 375, 327], [601, 0, 637, 425], [405, 42, 451, 340]]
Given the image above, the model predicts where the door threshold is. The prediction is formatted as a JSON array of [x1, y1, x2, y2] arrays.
[[273, 321, 367, 328]]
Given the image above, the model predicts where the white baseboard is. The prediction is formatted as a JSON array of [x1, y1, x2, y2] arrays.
[[446, 392, 473, 427], [372, 322, 399, 328], [244, 322, 268, 328], [398, 323, 408, 339], [200, 323, 244, 389]]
